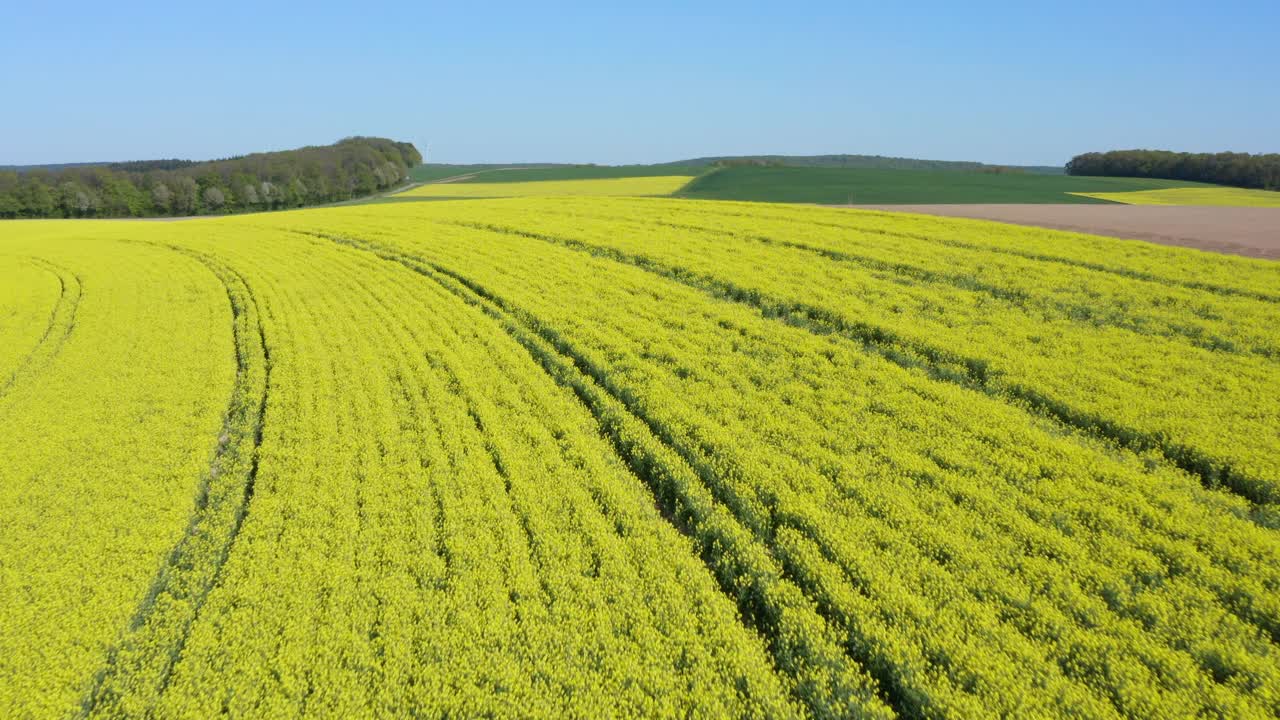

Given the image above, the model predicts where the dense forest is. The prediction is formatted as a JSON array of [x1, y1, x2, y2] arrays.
[[1066, 149, 1280, 190], [0, 137, 422, 218]]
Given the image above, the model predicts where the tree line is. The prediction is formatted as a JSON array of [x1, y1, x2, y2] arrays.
[[0, 137, 422, 218], [1065, 149, 1280, 190]]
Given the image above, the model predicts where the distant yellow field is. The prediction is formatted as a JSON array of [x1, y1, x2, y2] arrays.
[[396, 175, 695, 198], [1072, 187, 1280, 207]]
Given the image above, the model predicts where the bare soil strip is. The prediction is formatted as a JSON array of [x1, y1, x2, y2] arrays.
[[840, 204, 1280, 260]]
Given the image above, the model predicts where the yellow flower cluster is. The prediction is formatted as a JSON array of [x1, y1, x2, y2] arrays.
[[0, 254, 70, 389], [0, 223, 236, 718], [394, 176, 695, 199], [372, 196, 1280, 504], [1072, 187, 1280, 206], [1, 194, 1277, 718]]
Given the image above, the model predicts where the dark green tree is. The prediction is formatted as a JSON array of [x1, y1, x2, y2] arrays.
[[1, 137, 421, 218]]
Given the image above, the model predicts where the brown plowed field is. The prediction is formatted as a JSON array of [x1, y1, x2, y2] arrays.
[[845, 204, 1280, 260]]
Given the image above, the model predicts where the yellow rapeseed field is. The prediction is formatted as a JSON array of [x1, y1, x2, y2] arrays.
[[394, 175, 695, 198], [1072, 186, 1280, 206], [2, 196, 1279, 719]]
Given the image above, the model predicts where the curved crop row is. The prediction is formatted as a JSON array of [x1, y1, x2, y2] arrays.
[[0, 255, 81, 400], [527, 199, 1280, 359], [314, 230, 895, 718], [284, 211, 1280, 718], [102, 225, 818, 718], [0, 229, 237, 719], [656, 198, 1280, 301], [3, 197, 1278, 718], [390, 199, 1280, 506], [84, 246, 270, 718]]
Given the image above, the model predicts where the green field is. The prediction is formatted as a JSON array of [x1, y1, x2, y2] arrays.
[[444, 165, 704, 184], [409, 164, 1261, 207], [407, 164, 510, 183], [3, 195, 1279, 718], [677, 166, 1215, 204], [657, 153, 1064, 174]]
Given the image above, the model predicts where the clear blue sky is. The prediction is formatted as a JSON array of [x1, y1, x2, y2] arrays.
[[2, 1, 1276, 167]]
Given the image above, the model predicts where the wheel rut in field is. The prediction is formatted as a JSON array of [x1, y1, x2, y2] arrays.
[[310, 230, 1280, 715], [442, 219, 1276, 511], [913, 231, 1280, 304], [351, 266, 554, 606], [404, 223, 1280, 669], [0, 257, 82, 403], [80, 246, 270, 718], [538, 205, 1034, 304], [299, 229, 901, 720], [667, 204, 1280, 303], [534, 207, 1276, 361]]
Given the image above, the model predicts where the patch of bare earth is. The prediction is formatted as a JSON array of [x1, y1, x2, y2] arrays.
[[839, 204, 1280, 260]]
